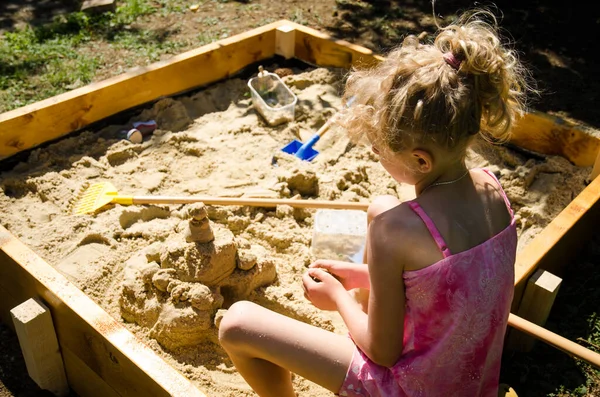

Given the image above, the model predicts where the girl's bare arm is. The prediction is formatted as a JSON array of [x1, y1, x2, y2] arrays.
[[335, 216, 406, 367]]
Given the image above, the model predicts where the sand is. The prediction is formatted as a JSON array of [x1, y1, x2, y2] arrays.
[[0, 66, 591, 397]]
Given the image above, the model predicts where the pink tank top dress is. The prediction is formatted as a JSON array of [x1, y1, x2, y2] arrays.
[[338, 169, 517, 397]]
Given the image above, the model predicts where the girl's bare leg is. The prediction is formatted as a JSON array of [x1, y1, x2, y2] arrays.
[[219, 301, 356, 397], [354, 194, 402, 313]]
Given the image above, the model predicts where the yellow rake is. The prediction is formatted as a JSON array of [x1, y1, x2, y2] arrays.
[[71, 181, 369, 215]]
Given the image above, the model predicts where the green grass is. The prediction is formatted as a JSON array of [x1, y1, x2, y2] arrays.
[[0, 0, 200, 113], [290, 8, 308, 25]]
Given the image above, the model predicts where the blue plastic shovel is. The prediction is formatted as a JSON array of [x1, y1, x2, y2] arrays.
[[281, 117, 336, 161], [281, 96, 355, 161]]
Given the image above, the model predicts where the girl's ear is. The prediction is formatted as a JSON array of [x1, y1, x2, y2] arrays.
[[411, 149, 433, 173]]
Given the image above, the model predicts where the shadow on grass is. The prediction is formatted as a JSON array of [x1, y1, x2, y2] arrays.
[[0, 0, 80, 32]]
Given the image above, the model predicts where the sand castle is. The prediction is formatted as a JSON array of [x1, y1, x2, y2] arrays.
[[119, 202, 277, 350]]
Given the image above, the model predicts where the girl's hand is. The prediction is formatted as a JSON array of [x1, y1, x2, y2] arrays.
[[301, 268, 346, 311], [309, 259, 367, 290]]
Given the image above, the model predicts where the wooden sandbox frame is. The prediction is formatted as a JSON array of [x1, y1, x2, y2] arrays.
[[1, 20, 600, 396]]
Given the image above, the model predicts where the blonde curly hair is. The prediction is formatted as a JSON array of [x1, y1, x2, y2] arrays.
[[341, 9, 531, 159]]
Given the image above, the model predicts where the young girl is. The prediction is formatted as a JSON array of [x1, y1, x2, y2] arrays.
[[218, 9, 528, 397]]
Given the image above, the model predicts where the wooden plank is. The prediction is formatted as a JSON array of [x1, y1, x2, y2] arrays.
[[507, 270, 562, 352], [10, 298, 69, 396], [0, 225, 207, 397], [61, 347, 120, 397], [0, 21, 282, 161], [510, 111, 600, 167], [290, 22, 385, 69], [512, 174, 600, 312]]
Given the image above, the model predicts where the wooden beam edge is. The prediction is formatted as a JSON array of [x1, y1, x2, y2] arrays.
[[0, 225, 207, 397], [511, 111, 600, 167], [61, 346, 120, 397], [284, 21, 384, 69]]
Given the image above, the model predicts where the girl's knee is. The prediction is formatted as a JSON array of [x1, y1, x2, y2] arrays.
[[218, 300, 257, 348], [368, 195, 401, 223]]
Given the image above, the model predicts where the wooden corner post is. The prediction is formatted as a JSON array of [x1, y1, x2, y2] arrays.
[[11, 298, 69, 396], [507, 269, 562, 352], [0, 225, 207, 397], [276, 25, 296, 59]]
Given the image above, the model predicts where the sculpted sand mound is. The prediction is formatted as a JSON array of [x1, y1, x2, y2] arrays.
[[120, 203, 276, 350]]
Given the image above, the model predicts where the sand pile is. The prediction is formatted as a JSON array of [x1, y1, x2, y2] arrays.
[[120, 202, 276, 350], [0, 67, 591, 396]]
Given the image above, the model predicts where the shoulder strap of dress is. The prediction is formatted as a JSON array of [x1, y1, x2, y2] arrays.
[[479, 168, 514, 218], [407, 201, 452, 258]]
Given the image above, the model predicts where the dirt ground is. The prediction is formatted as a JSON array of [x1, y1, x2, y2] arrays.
[[0, 324, 57, 397], [1, 1, 599, 397]]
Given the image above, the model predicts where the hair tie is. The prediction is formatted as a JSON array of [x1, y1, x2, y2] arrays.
[[443, 52, 462, 70]]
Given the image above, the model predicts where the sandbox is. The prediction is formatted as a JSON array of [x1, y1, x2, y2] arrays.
[[1, 21, 600, 396]]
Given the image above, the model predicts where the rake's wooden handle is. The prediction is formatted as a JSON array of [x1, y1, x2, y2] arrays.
[[316, 117, 335, 138], [508, 313, 600, 368], [315, 95, 356, 138], [130, 196, 369, 210]]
